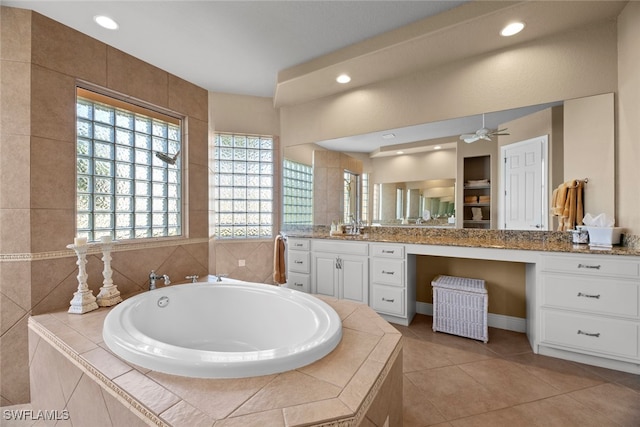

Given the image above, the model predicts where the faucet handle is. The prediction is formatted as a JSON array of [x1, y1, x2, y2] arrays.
[[215, 274, 227, 282], [185, 275, 199, 283], [162, 275, 171, 286]]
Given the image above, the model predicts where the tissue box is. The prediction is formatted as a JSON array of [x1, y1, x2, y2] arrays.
[[584, 227, 622, 246]]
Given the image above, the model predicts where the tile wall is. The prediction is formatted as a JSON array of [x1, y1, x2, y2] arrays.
[[312, 151, 362, 226], [0, 7, 209, 405]]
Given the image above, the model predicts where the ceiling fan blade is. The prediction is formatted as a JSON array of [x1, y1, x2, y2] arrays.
[[463, 135, 480, 143], [460, 134, 476, 140]]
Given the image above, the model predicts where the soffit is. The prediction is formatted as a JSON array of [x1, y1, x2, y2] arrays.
[[274, 1, 627, 107]]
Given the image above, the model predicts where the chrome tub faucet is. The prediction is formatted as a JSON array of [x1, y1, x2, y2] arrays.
[[149, 270, 171, 290]]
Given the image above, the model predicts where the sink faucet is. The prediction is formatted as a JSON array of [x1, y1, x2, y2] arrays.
[[149, 270, 170, 290]]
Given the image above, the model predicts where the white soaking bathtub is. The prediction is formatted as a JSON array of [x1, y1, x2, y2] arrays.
[[102, 278, 342, 378]]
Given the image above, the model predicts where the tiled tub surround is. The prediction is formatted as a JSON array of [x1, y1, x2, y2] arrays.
[[28, 296, 403, 426], [0, 6, 209, 404]]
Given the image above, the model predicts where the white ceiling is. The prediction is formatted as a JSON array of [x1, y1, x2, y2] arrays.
[[3, 0, 626, 153], [2, 0, 468, 97]]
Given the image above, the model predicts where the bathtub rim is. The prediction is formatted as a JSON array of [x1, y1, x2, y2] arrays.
[[102, 281, 343, 378]]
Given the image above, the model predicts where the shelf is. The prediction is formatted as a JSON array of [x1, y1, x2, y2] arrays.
[[464, 203, 490, 207], [463, 220, 491, 224], [464, 184, 491, 190]]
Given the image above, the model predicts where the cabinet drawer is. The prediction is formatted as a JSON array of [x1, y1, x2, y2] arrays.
[[288, 238, 310, 251], [541, 310, 639, 359], [288, 251, 310, 274], [542, 274, 639, 317], [371, 285, 405, 316], [370, 244, 404, 258], [371, 259, 404, 287], [312, 239, 368, 256], [542, 255, 639, 278], [286, 273, 310, 293]]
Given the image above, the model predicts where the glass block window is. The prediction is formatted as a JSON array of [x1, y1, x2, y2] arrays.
[[282, 159, 313, 226], [76, 87, 182, 241], [213, 133, 273, 239], [361, 173, 369, 223]]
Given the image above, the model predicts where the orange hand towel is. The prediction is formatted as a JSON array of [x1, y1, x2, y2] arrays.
[[273, 235, 286, 284]]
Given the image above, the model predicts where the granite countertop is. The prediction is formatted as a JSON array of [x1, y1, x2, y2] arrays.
[[284, 227, 640, 257]]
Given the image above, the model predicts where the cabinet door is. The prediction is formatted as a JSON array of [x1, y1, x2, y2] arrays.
[[313, 253, 338, 297], [341, 255, 369, 304]]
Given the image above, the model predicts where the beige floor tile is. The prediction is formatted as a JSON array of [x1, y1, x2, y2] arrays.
[[458, 358, 562, 405], [511, 394, 621, 427], [506, 352, 605, 392], [568, 383, 640, 427], [402, 314, 639, 427], [402, 337, 454, 373], [405, 365, 512, 420], [403, 374, 447, 426], [482, 327, 534, 356]]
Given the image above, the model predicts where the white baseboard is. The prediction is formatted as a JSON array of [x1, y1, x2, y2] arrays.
[[415, 302, 527, 333]]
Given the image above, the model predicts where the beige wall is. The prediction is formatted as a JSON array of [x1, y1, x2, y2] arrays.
[[0, 8, 209, 405], [312, 151, 363, 226], [617, 2, 640, 236], [280, 20, 617, 148], [417, 257, 526, 318], [207, 92, 281, 282], [564, 93, 616, 220], [370, 149, 456, 184]]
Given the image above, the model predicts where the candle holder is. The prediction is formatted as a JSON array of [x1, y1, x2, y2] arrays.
[[67, 243, 99, 314], [96, 239, 122, 307]]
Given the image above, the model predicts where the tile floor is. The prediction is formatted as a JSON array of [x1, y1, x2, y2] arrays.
[[3, 313, 639, 426], [396, 314, 640, 427]]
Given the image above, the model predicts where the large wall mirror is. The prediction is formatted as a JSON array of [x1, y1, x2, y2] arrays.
[[282, 94, 615, 231]]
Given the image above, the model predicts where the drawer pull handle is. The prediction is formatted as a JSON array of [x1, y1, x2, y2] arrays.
[[577, 263, 601, 270], [382, 297, 395, 303], [382, 270, 395, 275], [577, 330, 600, 338], [382, 250, 395, 254], [577, 292, 600, 299], [294, 282, 303, 287], [294, 260, 303, 264]]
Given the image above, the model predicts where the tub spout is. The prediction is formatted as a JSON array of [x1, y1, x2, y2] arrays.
[[149, 270, 170, 290]]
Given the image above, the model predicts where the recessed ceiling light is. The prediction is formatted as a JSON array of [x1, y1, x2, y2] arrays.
[[336, 74, 351, 84], [382, 133, 396, 140], [396, 151, 404, 155], [433, 145, 442, 150], [94, 15, 119, 30], [500, 22, 524, 37]]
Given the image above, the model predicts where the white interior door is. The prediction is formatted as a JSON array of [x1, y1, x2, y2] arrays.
[[501, 136, 548, 230]]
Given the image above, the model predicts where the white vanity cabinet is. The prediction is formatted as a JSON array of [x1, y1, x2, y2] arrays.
[[311, 240, 369, 304], [286, 238, 311, 293], [538, 253, 640, 373], [369, 244, 415, 325]]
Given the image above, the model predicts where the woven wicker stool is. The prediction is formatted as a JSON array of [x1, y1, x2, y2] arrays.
[[431, 275, 488, 343]]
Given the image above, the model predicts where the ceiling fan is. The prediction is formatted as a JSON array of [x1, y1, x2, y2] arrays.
[[459, 114, 509, 143]]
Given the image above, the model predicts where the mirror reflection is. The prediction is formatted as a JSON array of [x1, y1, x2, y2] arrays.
[[372, 179, 455, 227], [283, 94, 615, 232]]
